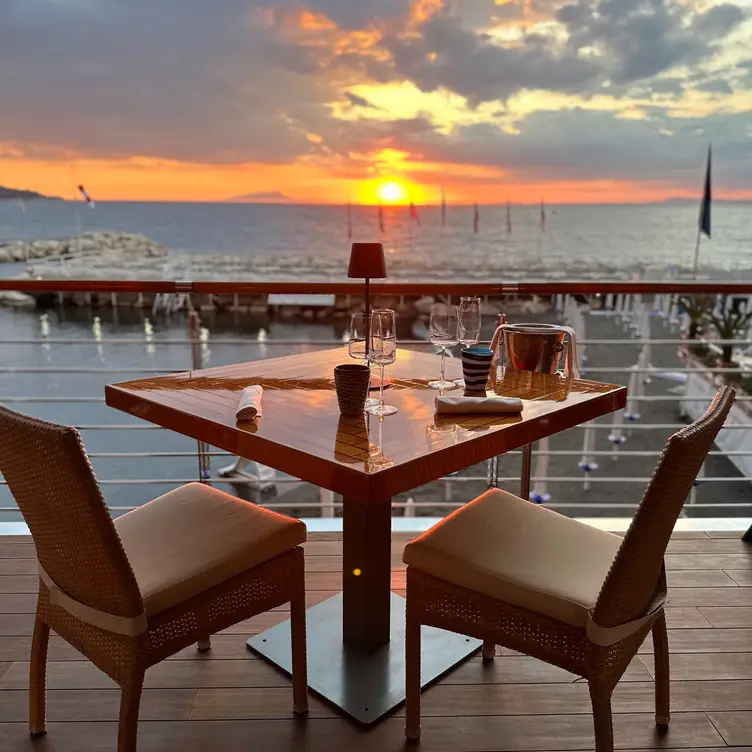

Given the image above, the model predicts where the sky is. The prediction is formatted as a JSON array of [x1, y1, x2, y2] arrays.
[[1, 0, 751, 203]]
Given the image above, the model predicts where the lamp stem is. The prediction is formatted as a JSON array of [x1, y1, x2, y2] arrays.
[[365, 276, 370, 358]]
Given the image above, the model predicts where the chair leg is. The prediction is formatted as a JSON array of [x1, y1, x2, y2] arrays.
[[290, 584, 309, 716], [482, 639, 495, 662], [118, 671, 144, 752], [29, 613, 49, 736], [589, 682, 614, 752], [652, 612, 670, 727], [405, 610, 421, 742], [197, 636, 212, 652]]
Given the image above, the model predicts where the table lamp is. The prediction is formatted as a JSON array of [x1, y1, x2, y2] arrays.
[[347, 242, 387, 355]]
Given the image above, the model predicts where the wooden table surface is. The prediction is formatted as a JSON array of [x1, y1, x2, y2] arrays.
[[105, 347, 626, 504]]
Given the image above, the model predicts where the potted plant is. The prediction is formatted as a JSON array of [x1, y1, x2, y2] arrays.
[[705, 301, 752, 367], [677, 294, 714, 339]]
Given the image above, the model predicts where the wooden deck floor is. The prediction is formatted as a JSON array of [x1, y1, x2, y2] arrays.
[[0, 532, 750, 751]]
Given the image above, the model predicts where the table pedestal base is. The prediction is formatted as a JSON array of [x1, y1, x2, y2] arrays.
[[247, 592, 481, 724]]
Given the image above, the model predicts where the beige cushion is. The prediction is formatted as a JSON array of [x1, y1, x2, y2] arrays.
[[403, 489, 622, 628], [115, 482, 306, 617]]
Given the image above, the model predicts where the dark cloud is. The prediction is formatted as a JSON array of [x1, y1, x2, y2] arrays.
[[557, 0, 746, 86], [695, 79, 734, 94]]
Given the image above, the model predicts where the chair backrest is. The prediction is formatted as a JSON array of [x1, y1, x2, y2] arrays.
[[592, 385, 735, 628], [0, 406, 143, 619]]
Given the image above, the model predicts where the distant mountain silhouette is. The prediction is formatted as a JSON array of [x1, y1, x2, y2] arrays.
[[228, 191, 292, 203], [0, 185, 60, 200]]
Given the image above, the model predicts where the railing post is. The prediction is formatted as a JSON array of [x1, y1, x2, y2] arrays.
[[188, 311, 211, 485]]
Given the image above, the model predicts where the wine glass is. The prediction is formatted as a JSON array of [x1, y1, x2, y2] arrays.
[[428, 303, 458, 390], [458, 297, 481, 345], [367, 309, 398, 417], [456, 296, 482, 387], [349, 313, 378, 408]]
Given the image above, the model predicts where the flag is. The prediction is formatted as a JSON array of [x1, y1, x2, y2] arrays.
[[699, 146, 711, 239], [378, 201, 385, 234], [77, 184, 95, 208], [409, 201, 420, 226], [473, 202, 479, 234], [346, 201, 353, 241], [441, 187, 446, 227], [506, 199, 512, 234], [540, 200, 546, 233]]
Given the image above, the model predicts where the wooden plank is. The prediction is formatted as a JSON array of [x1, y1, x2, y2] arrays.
[[665, 570, 737, 587], [0, 614, 35, 636], [641, 653, 752, 680], [0, 636, 86, 663], [437, 655, 651, 685], [638, 628, 752, 654], [0, 712, 725, 752], [706, 530, 748, 538], [706, 711, 752, 746], [699, 607, 752, 627], [191, 687, 333, 720], [0, 688, 197, 721], [0, 576, 37, 594], [0, 544, 35, 560], [0, 594, 37, 614], [664, 553, 752, 570], [664, 608, 713, 629], [662, 587, 752, 607], [666, 538, 750, 553], [727, 569, 752, 586], [0, 559, 36, 575], [0, 658, 289, 690]]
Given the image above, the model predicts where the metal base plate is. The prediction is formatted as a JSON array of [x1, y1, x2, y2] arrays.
[[247, 592, 481, 724]]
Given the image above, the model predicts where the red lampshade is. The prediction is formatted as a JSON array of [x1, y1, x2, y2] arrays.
[[347, 242, 387, 279]]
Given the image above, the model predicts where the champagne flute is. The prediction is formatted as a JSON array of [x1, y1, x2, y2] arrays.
[[367, 309, 398, 417], [348, 313, 378, 408], [456, 296, 482, 387], [428, 303, 458, 390]]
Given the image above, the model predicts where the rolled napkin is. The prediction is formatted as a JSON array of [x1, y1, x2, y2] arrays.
[[435, 395, 523, 415], [237, 385, 264, 420]]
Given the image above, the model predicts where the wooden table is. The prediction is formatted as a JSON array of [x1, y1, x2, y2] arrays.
[[106, 347, 626, 723]]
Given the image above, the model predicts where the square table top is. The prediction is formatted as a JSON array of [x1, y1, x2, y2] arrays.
[[105, 347, 626, 503]]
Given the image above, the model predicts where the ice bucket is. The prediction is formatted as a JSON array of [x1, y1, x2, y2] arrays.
[[490, 323, 579, 377]]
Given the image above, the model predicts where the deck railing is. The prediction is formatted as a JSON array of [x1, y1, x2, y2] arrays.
[[1, 277, 751, 537]]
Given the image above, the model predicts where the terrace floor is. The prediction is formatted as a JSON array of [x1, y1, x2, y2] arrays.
[[0, 531, 750, 751]]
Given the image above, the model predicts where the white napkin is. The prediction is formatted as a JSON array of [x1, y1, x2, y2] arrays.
[[435, 396, 523, 415], [237, 385, 263, 420]]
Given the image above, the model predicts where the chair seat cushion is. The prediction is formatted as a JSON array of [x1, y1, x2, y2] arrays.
[[403, 489, 622, 627], [115, 483, 306, 617]]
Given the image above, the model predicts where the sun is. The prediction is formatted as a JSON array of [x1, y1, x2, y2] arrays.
[[378, 180, 406, 204]]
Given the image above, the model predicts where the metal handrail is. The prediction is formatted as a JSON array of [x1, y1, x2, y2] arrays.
[[4, 278, 752, 294]]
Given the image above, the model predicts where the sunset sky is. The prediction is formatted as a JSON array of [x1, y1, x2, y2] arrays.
[[1, 0, 751, 203]]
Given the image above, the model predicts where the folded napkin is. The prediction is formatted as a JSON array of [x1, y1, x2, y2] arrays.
[[434, 396, 523, 415], [237, 385, 264, 420]]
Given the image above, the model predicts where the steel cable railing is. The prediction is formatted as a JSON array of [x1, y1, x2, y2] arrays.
[[1, 280, 751, 536]]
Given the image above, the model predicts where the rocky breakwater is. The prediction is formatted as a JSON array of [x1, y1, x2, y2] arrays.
[[0, 231, 168, 263]]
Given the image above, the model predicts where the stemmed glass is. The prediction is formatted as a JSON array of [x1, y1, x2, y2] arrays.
[[428, 303, 459, 389], [348, 313, 378, 408], [458, 297, 481, 346], [456, 296, 482, 387], [367, 308, 398, 417]]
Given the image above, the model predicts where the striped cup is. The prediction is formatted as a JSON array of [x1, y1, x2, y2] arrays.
[[461, 346, 493, 393]]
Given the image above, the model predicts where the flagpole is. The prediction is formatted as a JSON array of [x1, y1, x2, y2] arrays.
[[692, 226, 702, 279]]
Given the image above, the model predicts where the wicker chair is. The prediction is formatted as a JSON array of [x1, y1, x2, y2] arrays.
[[403, 386, 734, 751], [0, 406, 309, 752]]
